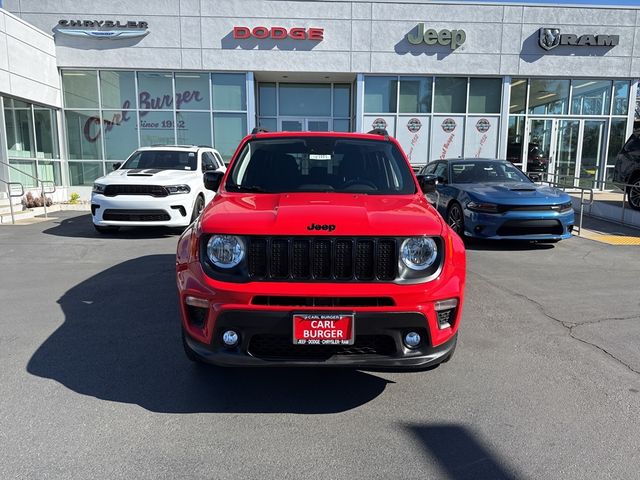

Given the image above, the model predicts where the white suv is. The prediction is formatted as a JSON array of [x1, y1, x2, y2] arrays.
[[91, 145, 226, 233]]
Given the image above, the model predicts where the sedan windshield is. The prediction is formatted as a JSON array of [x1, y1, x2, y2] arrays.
[[226, 137, 416, 194], [121, 150, 197, 171], [451, 161, 532, 184]]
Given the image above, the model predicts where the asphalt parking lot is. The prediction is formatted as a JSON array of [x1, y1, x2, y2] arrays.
[[1, 211, 639, 480]]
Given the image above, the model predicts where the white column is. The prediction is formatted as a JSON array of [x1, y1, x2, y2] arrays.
[[0, 96, 9, 195], [625, 78, 638, 139], [498, 76, 511, 160], [355, 73, 365, 132], [246, 72, 256, 133]]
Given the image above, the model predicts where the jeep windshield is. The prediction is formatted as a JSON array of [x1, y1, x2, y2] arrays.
[[226, 137, 416, 194], [121, 150, 197, 171]]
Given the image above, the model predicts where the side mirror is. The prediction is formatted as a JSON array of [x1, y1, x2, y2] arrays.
[[112, 162, 122, 171], [416, 174, 437, 194], [203, 171, 224, 191]]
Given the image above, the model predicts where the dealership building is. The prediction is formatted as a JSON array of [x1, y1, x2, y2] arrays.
[[1, 0, 639, 200]]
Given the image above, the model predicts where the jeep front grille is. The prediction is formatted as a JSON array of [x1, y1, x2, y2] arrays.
[[247, 237, 398, 282]]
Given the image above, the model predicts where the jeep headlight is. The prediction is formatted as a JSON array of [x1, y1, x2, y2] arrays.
[[92, 183, 106, 194], [166, 184, 191, 194], [400, 237, 438, 271], [207, 235, 245, 268]]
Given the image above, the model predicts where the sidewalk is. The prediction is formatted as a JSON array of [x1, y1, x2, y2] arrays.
[[576, 215, 640, 246], [569, 190, 640, 229]]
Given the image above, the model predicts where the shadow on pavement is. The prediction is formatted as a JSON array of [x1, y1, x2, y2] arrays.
[[27, 254, 391, 413], [406, 424, 521, 480], [42, 213, 181, 239]]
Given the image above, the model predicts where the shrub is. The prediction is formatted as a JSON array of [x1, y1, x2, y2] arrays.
[[69, 192, 81, 204], [22, 192, 53, 208]]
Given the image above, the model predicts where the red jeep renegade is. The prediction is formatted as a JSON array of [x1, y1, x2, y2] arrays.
[[176, 130, 466, 369]]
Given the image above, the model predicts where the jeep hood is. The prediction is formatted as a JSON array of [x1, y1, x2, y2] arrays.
[[200, 193, 443, 236]]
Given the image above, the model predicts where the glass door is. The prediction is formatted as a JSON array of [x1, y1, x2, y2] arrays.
[[554, 119, 580, 185], [578, 120, 607, 189], [279, 118, 304, 131], [526, 119, 554, 179], [306, 118, 330, 131], [279, 118, 331, 132]]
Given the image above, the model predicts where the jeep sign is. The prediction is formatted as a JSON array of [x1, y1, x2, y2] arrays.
[[407, 23, 466, 50]]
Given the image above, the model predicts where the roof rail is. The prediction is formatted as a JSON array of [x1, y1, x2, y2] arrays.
[[251, 127, 269, 134], [367, 128, 389, 139]]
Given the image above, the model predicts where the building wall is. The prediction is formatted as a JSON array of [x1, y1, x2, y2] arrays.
[[0, 8, 60, 107], [3, 0, 640, 77]]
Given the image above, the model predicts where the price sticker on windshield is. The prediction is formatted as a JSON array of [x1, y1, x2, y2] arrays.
[[309, 154, 332, 160]]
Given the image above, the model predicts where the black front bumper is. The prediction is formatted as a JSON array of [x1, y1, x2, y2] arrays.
[[184, 310, 457, 369]]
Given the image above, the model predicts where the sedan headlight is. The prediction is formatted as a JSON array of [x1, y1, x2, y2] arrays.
[[92, 183, 106, 194], [467, 201, 500, 213], [207, 235, 245, 268], [400, 237, 438, 271], [166, 184, 191, 194], [559, 201, 573, 213]]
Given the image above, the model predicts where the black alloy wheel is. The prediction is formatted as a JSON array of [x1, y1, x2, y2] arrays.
[[628, 179, 640, 211], [191, 195, 205, 223], [447, 203, 464, 236]]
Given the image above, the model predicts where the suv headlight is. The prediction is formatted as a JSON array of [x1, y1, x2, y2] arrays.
[[166, 184, 191, 194], [207, 235, 245, 268], [400, 237, 438, 271], [92, 183, 106, 194]]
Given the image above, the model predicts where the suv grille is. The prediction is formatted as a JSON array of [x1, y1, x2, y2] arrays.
[[246, 237, 398, 282], [103, 184, 168, 197], [103, 209, 170, 222], [248, 334, 396, 360]]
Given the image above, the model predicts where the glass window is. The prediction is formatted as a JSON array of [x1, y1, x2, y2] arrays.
[[8, 160, 37, 187], [4, 100, 34, 157], [510, 79, 527, 114], [469, 78, 501, 114], [612, 81, 630, 116], [137, 72, 174, 110], [213, 113, 247, 160], [607, 118, 627, 166], [528, 79, 569, 115], [68, 161, 104, 186], [507, 116, 526, 164], [259, 83, 277, 116], [37, 161, 62, 186], [258, 118, 277, 132], [279, 83, 331, 116], [176, 111, 212, 146], [175, 73, 210, 111], [434, 77, 466, 113], [65, 110, 102, 160], [333, 119, 350, 132], [62, 70, 99, 109], [212, 73, 246, 111], [34, 108, 59, 159], [333, 84, 351, 117], [571, 80, 612, 115], [100, 71, 136, 109], [139, 111, 175, 146], [364, 76, 397, 113], [202, 152, 216, 171], [102, 110, 138, 160], [399, 77, 432, 113]]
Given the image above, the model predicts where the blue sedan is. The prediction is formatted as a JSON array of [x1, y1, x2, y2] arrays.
[[419, 159, 575, 241]]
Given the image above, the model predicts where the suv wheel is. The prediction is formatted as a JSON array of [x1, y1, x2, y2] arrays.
[[190, 195, 205, 223], [628, 177, 640, 211], [94, 225, 120, 234]]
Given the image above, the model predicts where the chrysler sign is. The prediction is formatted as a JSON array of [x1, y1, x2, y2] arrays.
[[55, 20, 149, 39], [539, 27, 619, 51]]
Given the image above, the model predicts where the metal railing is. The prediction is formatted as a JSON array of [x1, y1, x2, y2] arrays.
[[0, 178, 24, 225], [539, 172, 639, 230], [0, 160, 56, 219], [536, 173, 594, 236]]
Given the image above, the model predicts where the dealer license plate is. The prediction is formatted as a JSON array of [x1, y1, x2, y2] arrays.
[[292, 313, 354, 345]]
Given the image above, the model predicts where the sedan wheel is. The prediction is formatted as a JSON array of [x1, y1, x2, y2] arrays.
[[628, 180, 640, 211], [447, 203, 464, 236]]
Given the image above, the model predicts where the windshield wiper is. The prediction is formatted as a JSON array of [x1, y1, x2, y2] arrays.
[[226, 184, 269, 193]]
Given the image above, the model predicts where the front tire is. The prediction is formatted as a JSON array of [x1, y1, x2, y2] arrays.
[[447, 202, 465, 236], [628, 178, 640, 211], [190, 195, 205, 223], [94, 225, 120, 234]]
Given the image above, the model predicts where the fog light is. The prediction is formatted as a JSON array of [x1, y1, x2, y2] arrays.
[[404, 331, 421, 348], [222, 330, 239, 347]]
